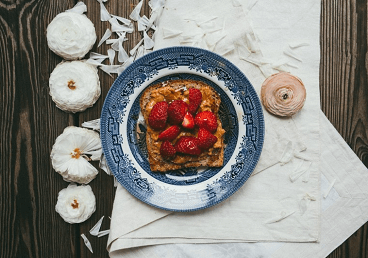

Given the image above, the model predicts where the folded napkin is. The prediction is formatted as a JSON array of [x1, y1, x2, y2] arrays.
[[112, 112, 368, 258], [108, 0, 322, 253]]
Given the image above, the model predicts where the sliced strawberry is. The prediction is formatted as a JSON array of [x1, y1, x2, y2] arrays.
[[181, 112, 195, 129], [188, 103, 199, 115], [174, 136, 201, 156], [197, 128, 218, 150], [167, 100, 188, 125], [188, 88, 202, 114], [194, 111, 218, 133], [148, 101, 168, 130], [160, 141, 176, 159], [158, 125, 181, 141]]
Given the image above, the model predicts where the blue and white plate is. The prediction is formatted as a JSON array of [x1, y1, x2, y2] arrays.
[[100, 46, 264, 212]]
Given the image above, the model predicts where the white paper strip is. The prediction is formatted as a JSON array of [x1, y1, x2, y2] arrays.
[[107, 49, 115, 65], [86, 58, 104, 66], [98, 28, 112, 48], [299, 193, 316, 215], [99, 65, 122, 77], [279, 141, 293, 165], [206, 33, 226, 51], [66, 2, 87, 14], [265, 211, 296, 224], [81, 234, 93, 253], [138, 15, 151, 31], [180, 37, 198, 45], [258, 64, 274, 78], [218, 45, 234, 56], [245, 33, 260, 53], [144, 47, 153, 56], [90, 216, 104, 236], [294, 151, 311, 161], [89, 52, 109, 60], [289, 42, 310, 49], [110, 39, 120, 51], [97, 0, 111, 21], [100, 153, 112, 175], [106, 39, 118, 45], [129, 0, 143, 21], [148, 0, 165, 25], [106, 36, 128, 44], [98, 229, 110, 237], [138, 15, 149, 31], [289, 161, 312, 183], [148, 9, 162, 28], [118, 37, 129, 63], [81, 118, 100, 131], [149, 0, 165, 10], [134, 45, 145, 60], [111, 23, 134, 33], [181, 32, 203, 42], [144, 31, 155, 49], [116, 31, 125, 38], [235, 40, 251, 60], [283, 47, 303, 62], [272, 63, 290, 72], [109, 17, 134, 33], [117, 56, 134, 75], [197, 16, 218, 26], [129, 39, 144, 56], [302, 168, 311, 183], [111, 14, 132, 26], [272, 58, 294, 68], [162, 27, 182, 39], [205, 25, 223, 34], [239, 56, 261, 67], [272, 61, 299, 72]]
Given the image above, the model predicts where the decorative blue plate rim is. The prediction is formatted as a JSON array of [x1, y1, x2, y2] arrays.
[[100, 46, 265, 212]]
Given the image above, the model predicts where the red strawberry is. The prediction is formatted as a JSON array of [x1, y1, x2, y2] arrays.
[[158, 125, 181, 141], [188, 88, 202, 114], [148, 101, 168, 130], [174, 136, 201, 156], [197, 128, 218, 150], [194, 111, 218, 133], [167, 100, 188, 125], [181, 112, 195, 129], [160, 140, 176, 159]]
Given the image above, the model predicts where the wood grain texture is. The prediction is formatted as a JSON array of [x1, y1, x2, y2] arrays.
[[0, 0, 79, 257], [321, 0, 368, 257]]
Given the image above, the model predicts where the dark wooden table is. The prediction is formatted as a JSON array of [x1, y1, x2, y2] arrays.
[[1, 0, 367, 257]]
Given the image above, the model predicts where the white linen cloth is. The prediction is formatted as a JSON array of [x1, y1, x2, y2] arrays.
[[107, 0, 368, 257], [110, 113, 368, 258]]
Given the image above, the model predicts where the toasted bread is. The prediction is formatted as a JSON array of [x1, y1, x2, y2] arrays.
[[140, 79, 225, 172]]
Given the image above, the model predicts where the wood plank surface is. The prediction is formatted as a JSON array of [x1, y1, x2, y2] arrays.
[[321, 0, 368, 257], [0, 0, 79, 257], [1, 0, 368, 257]]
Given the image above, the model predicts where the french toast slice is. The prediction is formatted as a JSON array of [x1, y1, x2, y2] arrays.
[[140, 79, 225, 172]]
